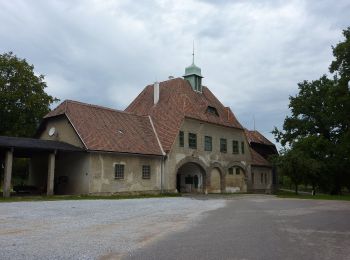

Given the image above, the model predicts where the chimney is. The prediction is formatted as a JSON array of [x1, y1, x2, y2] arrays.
[[225, 107, 231, 121], [154, 81, 159, 105]]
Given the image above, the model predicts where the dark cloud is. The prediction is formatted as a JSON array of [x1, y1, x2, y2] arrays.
[[0, 0, 348, 148]]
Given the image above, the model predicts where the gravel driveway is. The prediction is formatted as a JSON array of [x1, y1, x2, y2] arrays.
[[0, 198, 226, 260]]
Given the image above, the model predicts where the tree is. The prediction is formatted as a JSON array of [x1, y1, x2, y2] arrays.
[[276, 149, 304, 194], [273, 75, 339, 145], [330, 27, 350, 83], [274, 139, 324, 195], [0, 52, 58, 137], [292, 136, 325, 194], [273, 27, 350, 194]]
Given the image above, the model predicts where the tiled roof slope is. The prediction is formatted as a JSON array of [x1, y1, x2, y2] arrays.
[[125, 78, 243, 152], [250, 147, 271, 167], [44, 100, 163, 156], [245, 129, 275, 146]]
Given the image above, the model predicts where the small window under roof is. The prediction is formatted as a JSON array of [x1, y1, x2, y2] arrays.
[[206, 106, 219, 116]]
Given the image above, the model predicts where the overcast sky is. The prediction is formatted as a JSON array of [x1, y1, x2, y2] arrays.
[[0, 0, 349, 146]]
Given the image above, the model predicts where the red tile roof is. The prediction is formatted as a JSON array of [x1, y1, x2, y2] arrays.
[[250, 147, 271, 167], [245, 129, 275, 146], [44, 100, 163, 156], [125, 78, 243, 152]]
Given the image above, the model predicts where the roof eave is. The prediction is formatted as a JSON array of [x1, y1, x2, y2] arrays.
[[88, 149, 164, 157]]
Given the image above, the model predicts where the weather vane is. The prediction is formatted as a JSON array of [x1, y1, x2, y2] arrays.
[[192, 40, 195, 65]]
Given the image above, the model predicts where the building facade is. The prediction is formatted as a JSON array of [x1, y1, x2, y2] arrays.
[[29, 61, 278, 195]]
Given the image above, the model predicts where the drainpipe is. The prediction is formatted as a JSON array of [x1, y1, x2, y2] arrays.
[[160, 154, 167, 193], [160, 156, 163, 193]]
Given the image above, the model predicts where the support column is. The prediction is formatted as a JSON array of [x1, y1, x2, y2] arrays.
[[47, 151, 56, 196], [3, 149, 13, 198]]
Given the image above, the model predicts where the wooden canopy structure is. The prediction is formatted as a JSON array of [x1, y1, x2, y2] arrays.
[[0, 136, 83, 198]]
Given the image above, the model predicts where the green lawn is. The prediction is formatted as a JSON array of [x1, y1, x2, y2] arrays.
[[276, 190, 350, 201], [0, 193, 181, 203]]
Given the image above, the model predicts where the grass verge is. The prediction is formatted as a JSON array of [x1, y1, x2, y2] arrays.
[[276, 190, 350, 201], [0, 193, 181, 203]]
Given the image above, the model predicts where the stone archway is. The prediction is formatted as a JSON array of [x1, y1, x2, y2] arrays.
[[208, 162, 225, 193], [208, 168, 221, 193], [175, 157, 208, 193], [226, 162, 247, 193]]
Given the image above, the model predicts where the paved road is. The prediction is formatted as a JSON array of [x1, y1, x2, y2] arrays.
[[126, 195, 350, 260]]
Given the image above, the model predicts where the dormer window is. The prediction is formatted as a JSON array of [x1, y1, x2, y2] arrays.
[[207, 106, 218, 116]]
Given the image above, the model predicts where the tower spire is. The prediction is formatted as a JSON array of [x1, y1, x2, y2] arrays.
[[184, 41, 203, 92]]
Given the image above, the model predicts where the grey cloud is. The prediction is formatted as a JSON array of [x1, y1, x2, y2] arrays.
[[0, 0, 349, 148]]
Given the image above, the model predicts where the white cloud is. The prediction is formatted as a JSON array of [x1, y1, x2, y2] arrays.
[[0, 0, 348, 147]]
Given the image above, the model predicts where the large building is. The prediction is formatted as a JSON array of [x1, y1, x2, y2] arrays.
[[1, 60, 278, 196]]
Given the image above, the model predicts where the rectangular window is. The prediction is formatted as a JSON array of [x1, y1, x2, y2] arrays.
[[232, 141, 239, 154], [142, 165, 151, 179], [204, 136, 212, 151], [179, 131, 184, 147], [261, 172, 264, 184], [241, 141, 245, 154], [228, 167, 233, 175], [115, 164, 124, 179], [188, 133, 197, 149], [265, 173, 267, 184], [252, 172, 254, 184], [236, 168, 240, 175], [220, 138, 227, 153]]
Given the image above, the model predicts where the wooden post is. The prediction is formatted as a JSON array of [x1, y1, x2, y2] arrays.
[[47, 151, 56, 196], [3, 149, 13, 198]]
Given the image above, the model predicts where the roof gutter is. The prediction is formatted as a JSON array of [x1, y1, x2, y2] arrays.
[[88, 149, 163, 157]]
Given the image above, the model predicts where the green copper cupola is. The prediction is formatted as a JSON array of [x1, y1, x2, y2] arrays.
[[183, 46, 203, 92]]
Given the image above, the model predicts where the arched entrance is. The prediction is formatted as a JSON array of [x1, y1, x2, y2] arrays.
[[226, 165, 247, 193], [176, 162, 206, 193], [208, 168, 221, 193]]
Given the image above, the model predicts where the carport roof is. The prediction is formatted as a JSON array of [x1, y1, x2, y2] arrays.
[[0, 136, 83, 152]]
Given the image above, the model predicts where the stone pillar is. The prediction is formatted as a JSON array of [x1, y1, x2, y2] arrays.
[[47, 152, 56, 196], [3, 149, 13, 198]]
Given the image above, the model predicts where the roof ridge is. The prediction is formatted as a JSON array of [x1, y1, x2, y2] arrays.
[[64, 99, 146, 117]]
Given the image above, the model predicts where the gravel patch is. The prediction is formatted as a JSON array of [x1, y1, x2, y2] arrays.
[[0, 197, 226, 260]]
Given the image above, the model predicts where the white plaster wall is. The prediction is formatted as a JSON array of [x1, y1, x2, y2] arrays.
[[89, 153, 162, 193]]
